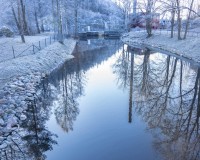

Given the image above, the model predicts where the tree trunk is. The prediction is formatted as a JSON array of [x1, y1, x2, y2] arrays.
[[12, 6, 25, 43], [52, 0, 56, 33], [34, 8, 40, 34], [170, 5, 175, 38], [176, 0, 182, 40], [133, 0, 137, 16], [20, 0, 29, 35], [38, 0, 44, 32], [183, 0, 194, 39], [74, 0, 78, 37], [41, 21, 45, 32], [56, 0, 63, 43], [146, 0, 152, 37], [146, 16, 152, 37]]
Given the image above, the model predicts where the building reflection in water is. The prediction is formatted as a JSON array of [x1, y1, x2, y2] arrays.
[[113, 44, 200, 160]]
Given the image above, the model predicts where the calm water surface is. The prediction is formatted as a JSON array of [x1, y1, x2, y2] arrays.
[[2, 39, 199, 160], [45, 40, 161, 160]]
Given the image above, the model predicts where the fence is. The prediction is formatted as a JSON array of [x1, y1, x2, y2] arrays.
[[0, 34, 71, 63], [12, 35, 57, 59]]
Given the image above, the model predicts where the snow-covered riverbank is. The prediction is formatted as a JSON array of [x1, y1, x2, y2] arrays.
[[0, 38, 76, 105], [121, 30, 200, 64], [0, 39, 76, 90], [0, 38, 76, 152]]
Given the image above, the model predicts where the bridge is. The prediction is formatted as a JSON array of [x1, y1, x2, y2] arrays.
[[78, 31, 121, 38]]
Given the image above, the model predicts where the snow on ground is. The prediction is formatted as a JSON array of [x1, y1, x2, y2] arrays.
[[190, 27, 200, 32], [0, 36, 76, 153], [0, 38, 76, 90], [0, 33, 54, 62], [122, 29, 200, 64]]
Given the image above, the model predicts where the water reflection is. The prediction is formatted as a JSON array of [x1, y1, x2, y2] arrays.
[[47, 39, 120, 133], [3, 39, 199, 159], [0, 39, 120, 160], [53, 62, 82, 132], [113, 44, 200, 160], [0, 82, 57, 160], [21, 100, 57, 159]]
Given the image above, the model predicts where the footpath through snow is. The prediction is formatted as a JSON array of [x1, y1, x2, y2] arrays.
[[121, 30, 200, 64]]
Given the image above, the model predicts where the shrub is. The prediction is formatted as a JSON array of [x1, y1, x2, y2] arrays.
[[0, 27, 14, 37]]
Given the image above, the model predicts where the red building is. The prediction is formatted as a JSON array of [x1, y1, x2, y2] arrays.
[[129, 12, 160, 29]]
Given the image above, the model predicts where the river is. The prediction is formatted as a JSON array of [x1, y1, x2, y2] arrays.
[[2, 38, 200, 160]]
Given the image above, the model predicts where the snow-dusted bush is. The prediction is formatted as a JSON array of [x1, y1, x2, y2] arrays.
[[0, 26, 14, 37]]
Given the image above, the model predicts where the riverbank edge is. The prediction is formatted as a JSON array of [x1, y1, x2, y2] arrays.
[[0, 39, 77, 150], [0, 38, 77, 90], [121, 31, 200, 66]]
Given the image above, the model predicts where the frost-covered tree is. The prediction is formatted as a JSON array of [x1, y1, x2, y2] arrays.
[[137, 0, 158, 37], [11, 0, 28, 42], [117, 0, 132, 30], [30, 0, 50, 33], [52, 0, 64, 42], [0, 0, 124, 40], [158, 0, 198, 39], [183, 0, 195, 39]]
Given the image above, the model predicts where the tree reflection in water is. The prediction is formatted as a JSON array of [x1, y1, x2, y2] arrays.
[[0, 79, 57, 160], [48, 39, 120, 133], [53, 61, 82, 132], [0, 39, 120, 160], [113, 44, 200, 160], [21, 100, 57, 159]]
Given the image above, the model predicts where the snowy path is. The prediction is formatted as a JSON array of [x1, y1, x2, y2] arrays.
[[122, 30, 200, 64]]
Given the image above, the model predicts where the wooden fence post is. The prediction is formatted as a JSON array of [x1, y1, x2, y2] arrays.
[[33, 44, 35, 54], [12, 46, 15, 58], [39, 41, 41, 50]]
